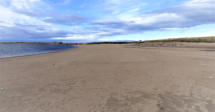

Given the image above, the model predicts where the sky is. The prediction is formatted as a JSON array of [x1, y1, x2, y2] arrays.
[[0, 0, 215, 42]]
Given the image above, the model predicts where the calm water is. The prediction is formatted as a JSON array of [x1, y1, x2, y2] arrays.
[[0, 44, 75, 58]]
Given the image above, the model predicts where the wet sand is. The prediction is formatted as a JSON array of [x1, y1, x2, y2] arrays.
[[0, 43, 215, 112]]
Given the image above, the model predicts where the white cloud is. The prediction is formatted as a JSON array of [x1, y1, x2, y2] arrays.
[[184, 0, 215, 7], [103, 0, 146, 15], [1, 0, 50, 16], [0, 0, 61, 41], [96, 0, 215, 30], [53, 34, 96, 40], [52, 31, 111, 40], [0, 5, 49, 26], [62, 0, 72, 5]]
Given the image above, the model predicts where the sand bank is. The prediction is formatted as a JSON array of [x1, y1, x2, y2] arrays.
[[0, 44, 215, 112]]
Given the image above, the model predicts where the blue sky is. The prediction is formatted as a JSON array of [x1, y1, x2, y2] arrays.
[[0, 0, 215, 42]]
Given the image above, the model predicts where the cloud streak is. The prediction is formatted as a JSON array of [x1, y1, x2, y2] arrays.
[[44, 14, 87, 26]]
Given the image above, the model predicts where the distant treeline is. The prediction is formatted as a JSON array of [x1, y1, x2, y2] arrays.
[[0, 36, 215, 45]]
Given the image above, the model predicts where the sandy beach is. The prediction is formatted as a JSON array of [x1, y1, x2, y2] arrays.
[[0, 43, 215, 112]]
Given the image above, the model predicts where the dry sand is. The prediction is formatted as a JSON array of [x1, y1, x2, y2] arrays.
[[0, 43, 215, 112]]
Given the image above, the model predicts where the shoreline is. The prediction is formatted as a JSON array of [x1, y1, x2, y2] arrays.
[[0, 45, 77, 59]]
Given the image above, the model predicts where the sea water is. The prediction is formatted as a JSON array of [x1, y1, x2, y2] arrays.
[[0, 44, 75, 58]]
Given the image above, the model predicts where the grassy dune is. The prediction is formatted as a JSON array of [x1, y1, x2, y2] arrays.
[[88, 36, 215, 44], [144, 36, 215, 43], [133, 36, 215, 48]]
